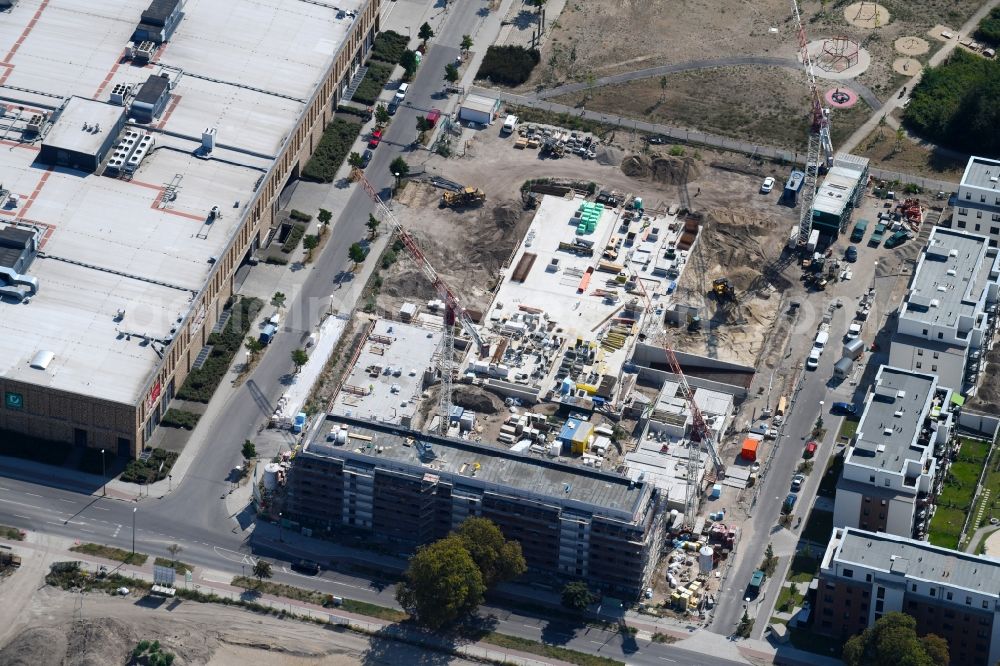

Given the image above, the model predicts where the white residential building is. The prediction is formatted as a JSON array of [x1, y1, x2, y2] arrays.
[[953, 156, 1000, 247]]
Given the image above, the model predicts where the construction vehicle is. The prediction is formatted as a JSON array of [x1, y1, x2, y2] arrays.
[[791, 0, 834, 248], [711, 278, 735, 301], [356, 172, 486, 435], [441, 186, 486, 208]]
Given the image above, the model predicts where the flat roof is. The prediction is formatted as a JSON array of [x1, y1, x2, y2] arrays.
[[849, 366, 936, 474], [960, 156, 1000, 192], [0, 0, 367, 404], [901, 227, 996, 329], [330, 319, 442, 425], [304, 415, 649, 520], [832, 527, 1000, 596], [41, 96, 124, 156], [888, 332, 966, 391], [813, 167, 862, 217]]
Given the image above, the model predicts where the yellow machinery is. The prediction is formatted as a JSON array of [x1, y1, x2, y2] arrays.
[[712, 278, 735, 300], [441, 187, 486, 208]]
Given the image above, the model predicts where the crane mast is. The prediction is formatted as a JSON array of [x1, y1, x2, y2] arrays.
[[356, 173, 485, 434], [792, 0, 834, 246], [663, 345, 724, 527]]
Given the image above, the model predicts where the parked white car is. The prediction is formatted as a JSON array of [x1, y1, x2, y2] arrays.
[[845, 322, 862, 340], [760, 176, 775, 193]]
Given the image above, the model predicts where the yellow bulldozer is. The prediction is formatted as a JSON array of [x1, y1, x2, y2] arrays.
[[441, 186, 486, 208], [712, 278, 735, 301]]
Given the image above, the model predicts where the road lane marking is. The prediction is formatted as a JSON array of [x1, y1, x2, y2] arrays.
[[92, 506, 109, 511], [13, 513, 31, 519], [80, 529, 95, 534], [658, 658, 677, 663], [24, 492, 41, 497]]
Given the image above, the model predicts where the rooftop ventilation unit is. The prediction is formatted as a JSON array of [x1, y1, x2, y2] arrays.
[[946, 269, 956, 276], [133, 40, 156, 64], [201, 127, 216, 154], [25, 113, 44, 134], [110, 83, 132, 106], [29, 350, 54, 370]]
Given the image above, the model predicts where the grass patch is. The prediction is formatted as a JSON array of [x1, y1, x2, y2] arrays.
[[651, 632, 677, 644], [788, 550, 821, 584], [302, 119, 363, 183], [775, 585, 806, 613], [928, 506, 966, 549], [930, 437, 992, 547], [47, 562, 152, 594], [817, 451, 843, 499], [371, 30, 409, 64], [69, 543, 148, 565], [837, 416, 860, 442], [353, 61, 394, 106], [176, 297, 263, 402], [787, 626, 843, 658], [800, 509, 834, 545], [154, 557, 194, 575], [121, 448, 178, 484], [770, 616, 788, 625], [232, 576, 408, 622], [0, 524, 25, 540], [475, 631, 623, 666], [159, 409, 201, 430]]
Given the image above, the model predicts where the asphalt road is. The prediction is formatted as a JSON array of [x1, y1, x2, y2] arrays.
[[710, 300, 849, 635]]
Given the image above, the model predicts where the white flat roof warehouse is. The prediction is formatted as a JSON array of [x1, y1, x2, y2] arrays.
[[0, 0, 366, 404]]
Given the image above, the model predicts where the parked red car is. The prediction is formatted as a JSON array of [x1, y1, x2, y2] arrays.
[[368, 129, 382, 149], [804, 441, 818, 458]]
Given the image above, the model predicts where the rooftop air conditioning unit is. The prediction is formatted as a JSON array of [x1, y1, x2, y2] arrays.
[[110, 83, 132, 106]]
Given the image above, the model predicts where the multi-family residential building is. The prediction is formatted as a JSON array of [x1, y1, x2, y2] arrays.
[[815, 527, 1000, 666], [0, 0, 380, 456], [284, 415, 666, 596], [889, 227, 1000, 393], [953, 156, 1000, 248], [833, 366, 954, 540]]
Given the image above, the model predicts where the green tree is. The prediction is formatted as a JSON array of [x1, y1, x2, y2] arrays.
[[317, 208, 332, 226], [348, 242, 367, 268], [461, 34, 474, 51], [418, 22, 434, 45], [271, 291, 286, 308], [252, 559, 272, 584], [241, 439, 256, 460], [561, 580, 597, 611], [303, 234, 319, 254], [291, 348, 309, 373], [444, 62, 460, 84], [374, 104, 390, 126], [454, 517, 527, 587], [736, 610, 753, 638], [244, 336, 263, 360], [396, 536, 486, 628], [348, 151, 364, 169], [400, 50, 419, 79], [416, 116, 433, 133], [389, 156, 410, 179], [366, 214, 380, 238], [843, 612, 946, 666]]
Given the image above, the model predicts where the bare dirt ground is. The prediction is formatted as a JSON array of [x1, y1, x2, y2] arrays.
[[853, 119, 969, 181], [0, 583, 478, 666], [551, 66, 872, 152]]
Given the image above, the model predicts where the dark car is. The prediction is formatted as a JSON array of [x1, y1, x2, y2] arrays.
[[782, 493, 798, 514], [845, 245, 858, 262], [831, 401, 857, 415], [361, 149, 373, 168], [292, 559, 321, 575], [387, 100, 399, 116], [647, 136, 667, 145]]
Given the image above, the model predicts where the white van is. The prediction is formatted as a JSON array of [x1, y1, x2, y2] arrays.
[[806, 348, 820, 370], [813, 330, 829, 350], [394, 83, 409, 104]]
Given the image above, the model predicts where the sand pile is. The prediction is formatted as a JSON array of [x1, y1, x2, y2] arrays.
[[620, 155, 701, 184]]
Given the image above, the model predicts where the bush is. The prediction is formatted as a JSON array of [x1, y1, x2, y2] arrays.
[[476, 46, 540, 86], [371, 30, 409, 64], [160, 409, 201, 430], [264, 256, 288, 265], [302, 119, 363, 183], [353, 61, 394, 106], [337, 105, 371, 119], [121, 448, 178, 484], [903, 50, 1000, 156], [281, 223, 307, 254], [975, 7, 1000, 46], [176, 298, 263, 402], [289, 209, 312, 222]]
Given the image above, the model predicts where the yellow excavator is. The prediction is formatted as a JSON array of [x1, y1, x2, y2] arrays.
[[441, 187, 486, 208], [712, 278, 735, 301]]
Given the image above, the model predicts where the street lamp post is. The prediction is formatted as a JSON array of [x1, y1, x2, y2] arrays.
[[393, 171, 400, 191], [100, 449, 106, 496], [278, 512, 283, 543], [168, 474, 172, 492], [131, 507, 137, 557]]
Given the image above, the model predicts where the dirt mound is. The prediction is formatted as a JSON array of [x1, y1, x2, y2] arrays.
[[0, 627, 67, 666], [492, 203, 521, 230], [620, 155, 700, 185], [595, 145, 624, 166], [67, 617, 138, 666], [452, 386, 504, 414]]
